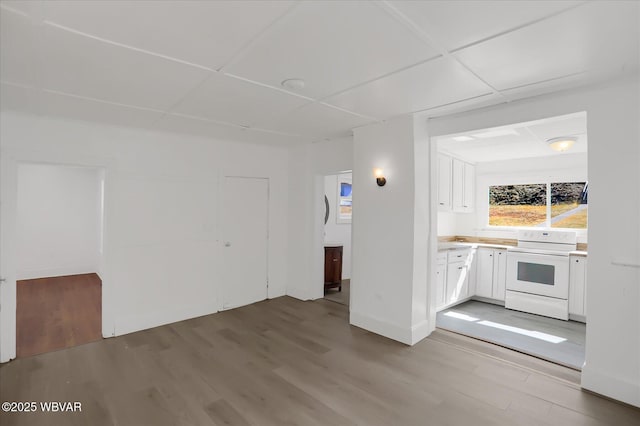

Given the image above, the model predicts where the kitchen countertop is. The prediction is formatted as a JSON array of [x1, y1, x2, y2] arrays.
[[439, 242, 588, 256], [438, 242, 512, 251]]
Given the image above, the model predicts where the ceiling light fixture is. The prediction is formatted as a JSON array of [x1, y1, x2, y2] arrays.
[[547, 136, 577, 152], [281, 78, 306, 91]]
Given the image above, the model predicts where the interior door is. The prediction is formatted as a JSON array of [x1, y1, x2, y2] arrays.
[[221, 177, 269, 310]]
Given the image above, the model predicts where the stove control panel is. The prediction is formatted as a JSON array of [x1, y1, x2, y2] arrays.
[[517, 230, 577, 244]]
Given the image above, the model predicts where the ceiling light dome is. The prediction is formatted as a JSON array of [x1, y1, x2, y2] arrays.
[[281, 78, 305, 91], [547, 136, 577, 152]]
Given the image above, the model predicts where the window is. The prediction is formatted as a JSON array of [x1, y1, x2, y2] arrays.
[[336, 173, 352, 224], [489, 182, 587, 229]]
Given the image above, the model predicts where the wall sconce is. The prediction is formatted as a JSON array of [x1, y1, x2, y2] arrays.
[[373, 168, 386, 186]]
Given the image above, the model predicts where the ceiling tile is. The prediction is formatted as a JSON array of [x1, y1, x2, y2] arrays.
[[39, 24, 211, 111], [0, 82, 165, 129], [324, 57, 492, 118], [0, 82, 38, 112], [172, 72, 309, 129], [454, 1, 640, 91], [155, 114, 308, 146], [0, 7, 38, 86], [226, 0, 439, 99], [39, 0, 295, 70], [391, 0, 581, 51], [275, 102, 375, 138]]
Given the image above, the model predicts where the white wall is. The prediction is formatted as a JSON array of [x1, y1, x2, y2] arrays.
[[429, 76, 640, 408], [16, 163, 102, 280], [324, 173, 351, 280], [0, 112, 289, 362], [287, 137, 353, 301], [350, 115, 432, 345], [444, 152, 589, 242]]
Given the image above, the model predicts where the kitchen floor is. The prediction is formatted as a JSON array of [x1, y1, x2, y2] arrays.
[[437, 300, 585, 370]]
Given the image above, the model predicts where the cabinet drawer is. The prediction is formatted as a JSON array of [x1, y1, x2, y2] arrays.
[[447, 248, 470, 263], [437, 251, 448, 264]]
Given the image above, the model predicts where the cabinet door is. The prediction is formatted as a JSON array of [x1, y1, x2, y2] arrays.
[[446, 261, 467, 304], [324, 247, 342, 284], [493, 250, 507, 300], [463, 162, 475, 212], [452, 158, 465, 212], [569, 256, 587, 316], [436, 261, 447, 308], [467, 249, 477, 296], [437, 155, 452, 211], [475, 248, 494, 298]]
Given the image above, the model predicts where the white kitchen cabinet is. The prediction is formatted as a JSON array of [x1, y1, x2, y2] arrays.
[[569, 255, 587, 319], [475, 248, 494, 298], [452, 158, 465, 212], [437, 154, 452, 211], [436, 252, 447, 308], [474, 247, 507, 301], [444, 248, 473, 306], [451, 158, 475, 213], [463, 162, 475, 212], [438, 154, 475, 213], [494, 250, 507, 301], [446, 261, 468, 304]]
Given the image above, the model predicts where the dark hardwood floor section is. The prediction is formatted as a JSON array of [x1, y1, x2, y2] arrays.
[[16, 273, 102, 358], [2, 296, 639, 425]]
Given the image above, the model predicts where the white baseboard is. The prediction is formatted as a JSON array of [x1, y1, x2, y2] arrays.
[[581, 364, 640, 408], [410, 319, 433, 345], [114, 302, 218, 337], [286, 286, 310, 301], [17, 266, 99, 280], [350, 311, 432, 346]]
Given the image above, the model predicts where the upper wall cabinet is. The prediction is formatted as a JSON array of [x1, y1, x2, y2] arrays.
[[437, 154, 453, 211], [438, 154, 475, 213]]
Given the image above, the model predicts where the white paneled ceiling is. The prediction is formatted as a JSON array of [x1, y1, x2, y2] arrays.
[[325, 56, 492, 118], [436, 112, 588, 163], [39, 0, 296, 71], [0, 1, 638, 145], [225, 0, 440, 99]]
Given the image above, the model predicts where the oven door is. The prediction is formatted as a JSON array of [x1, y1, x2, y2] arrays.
[[506, 251, 570, 299]]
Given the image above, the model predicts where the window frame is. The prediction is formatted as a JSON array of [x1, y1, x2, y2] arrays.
[[487, 181, 588, 230]]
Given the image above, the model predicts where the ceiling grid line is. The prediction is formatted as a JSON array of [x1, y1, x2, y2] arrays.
[[215, 0, 303, 73], [448, 1, 589, 54], [43, 20, 215, 72], [376, 0, 507, 101]]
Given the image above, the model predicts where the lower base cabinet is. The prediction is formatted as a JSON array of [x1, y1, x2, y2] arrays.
[[446, 261, 468, 304], [437, 248, 474, 310], [569, 255, 587, 319], [475, 247, 506, 301], [436, 253, 447, 307]]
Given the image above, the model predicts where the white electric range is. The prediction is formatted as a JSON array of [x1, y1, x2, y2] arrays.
[[505, 230, 577, 320]]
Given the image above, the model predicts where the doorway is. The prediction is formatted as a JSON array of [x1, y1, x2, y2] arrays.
[[220, 176, 269, 310], [322, 172, 352, 307], [15, 163, 105, 357], [431, 112, 588, 370]]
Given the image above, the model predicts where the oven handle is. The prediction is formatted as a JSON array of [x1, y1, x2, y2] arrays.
[[507, 248, 570, 257]]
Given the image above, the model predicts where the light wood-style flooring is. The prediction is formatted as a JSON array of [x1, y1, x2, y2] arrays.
[[2, 296, 639, 425], [16, 273, 102, 358]]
